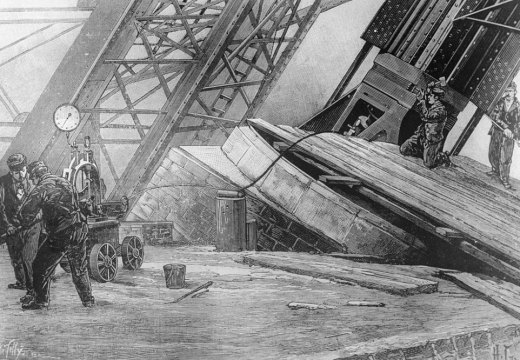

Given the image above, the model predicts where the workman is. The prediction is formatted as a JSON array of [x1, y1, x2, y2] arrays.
[[400, 82, 451, 168], [486, 81, 520, 190], [18, 160, 94, 310], [0, 153, 41, 304]]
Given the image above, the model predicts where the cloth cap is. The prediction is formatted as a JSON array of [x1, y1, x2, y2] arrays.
[[7, 153, 27, 171], [506, 81, 517, 91], [429, 86, 445, 98], [27, 160, 48, 179]]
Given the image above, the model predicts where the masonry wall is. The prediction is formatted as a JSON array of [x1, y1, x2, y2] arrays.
[[126, 147, 344, 253]]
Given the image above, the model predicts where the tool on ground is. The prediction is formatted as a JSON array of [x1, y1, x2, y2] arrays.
[[346, 300, 385, 307], [167, 281, 213, 304], [287, 302, 337, 310]]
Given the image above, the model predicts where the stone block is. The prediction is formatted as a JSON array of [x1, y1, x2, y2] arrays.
[[247, 196, 266, 215], [167, 148, 188, 168], [343, 217, 410, 257], [292, 239, 315, 253], [262, 224, 297, 249], [257, 234, 276, 251], [433, 339, 456, 360], [293, 184, 356, 241], [288, 221, 342, 253], [260, 206, 292, 230], [374, 350, 405, 360], [402, 344, 435, 360], [273, 241, 290, 251], [222, 129, 249, 164], [472, 331, 490, 350], [259, 165, 309, 213], [184, 159, 211, 182], [454, 334, 473, 359], [206, 173, 231, 190]]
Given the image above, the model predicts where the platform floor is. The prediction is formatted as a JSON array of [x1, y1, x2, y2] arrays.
[[0, 245, 518, 360]]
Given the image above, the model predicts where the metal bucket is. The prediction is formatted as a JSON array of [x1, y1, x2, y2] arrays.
[[163, 264, 186, 289]]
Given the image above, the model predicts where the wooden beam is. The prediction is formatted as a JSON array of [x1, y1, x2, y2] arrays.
[[435, 227, 465, 239], [319, 175, 362, 186], [439, 271, 520, 320], [272, 141, 290, 152], [243, 252, 438, 296]]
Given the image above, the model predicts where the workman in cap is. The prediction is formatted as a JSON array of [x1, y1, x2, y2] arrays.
[[18, 160, 94, 310], [486, 81, 520, 190], [0, 153, 41, 302], [400, 81, 451, 168]]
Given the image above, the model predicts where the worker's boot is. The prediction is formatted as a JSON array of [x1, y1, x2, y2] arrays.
[[82, 295, 95, 308], [7, 282, 25, 290], [20, 290, 34, 305], [22, 300, 48, 310]]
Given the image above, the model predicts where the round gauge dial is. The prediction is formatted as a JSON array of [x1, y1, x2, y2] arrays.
[[53, 103, 80, 132]]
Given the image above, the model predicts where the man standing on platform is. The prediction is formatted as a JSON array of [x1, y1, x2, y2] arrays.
[[18, 160, 94, 310], [400, 81, 451, 169], [0, 153, 41, 303], [486, 81, 520, 190]]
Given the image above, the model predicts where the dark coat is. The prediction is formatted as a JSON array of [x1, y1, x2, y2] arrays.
[[489, 97, 520, 139], [0, 173, 30, 232], [416, 99, 447, 144], [19, 173, 84, 239]]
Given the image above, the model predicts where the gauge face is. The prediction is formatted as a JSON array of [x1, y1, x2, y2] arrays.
[[53, 103, 80, 132]]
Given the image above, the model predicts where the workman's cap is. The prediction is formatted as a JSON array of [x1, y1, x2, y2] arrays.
[[429, 86, 445, 98], [7, 153, 27, 172], [27, 160, 48, 179], [506, 81, 517, 91]]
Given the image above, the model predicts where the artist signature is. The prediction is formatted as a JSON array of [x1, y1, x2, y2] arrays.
[[0, 339, 59, 360]]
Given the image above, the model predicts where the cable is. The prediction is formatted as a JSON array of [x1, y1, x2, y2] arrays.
[[238, 126, 339, 192]]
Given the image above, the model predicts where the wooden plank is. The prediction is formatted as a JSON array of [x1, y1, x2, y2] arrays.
[[242, 252, 438, 296], [319, 175, 361, 186], [440, 271, 520, 320], [247, 119, 520, 267], [436, 227, 464, 239]]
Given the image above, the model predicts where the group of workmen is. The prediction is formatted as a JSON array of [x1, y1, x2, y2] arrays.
[[400, 80, 520, 190], [0, 157, 94, 310]]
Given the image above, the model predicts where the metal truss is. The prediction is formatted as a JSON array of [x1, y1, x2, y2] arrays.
[[454, 0, 520, 34], [67, 0, 325, 201]]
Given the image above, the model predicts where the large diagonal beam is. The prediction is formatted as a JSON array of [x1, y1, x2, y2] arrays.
[[36, 0, 162, 175], [110, 0, 253, 200], [0, 0, 138, 174]]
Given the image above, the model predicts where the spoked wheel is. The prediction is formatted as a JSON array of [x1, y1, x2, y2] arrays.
[[121, 236, 144, 270], [89, 243, 118, 282]]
